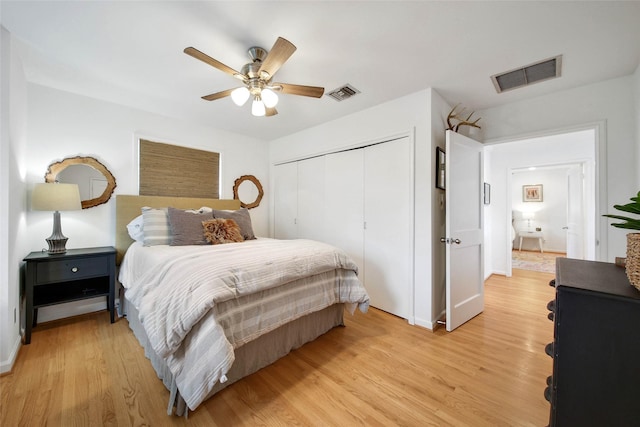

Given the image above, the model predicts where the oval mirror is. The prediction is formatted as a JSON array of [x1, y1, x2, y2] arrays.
[[45, 156, 117, 209], [233, 175, 263, 209]]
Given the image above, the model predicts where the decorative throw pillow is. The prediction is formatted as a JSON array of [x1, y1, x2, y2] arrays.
[[167, 207, 214, 246], [126, 215, 145, 242], [141, 207, 171, 246], [212, 208, 256, 240], [202, 219, 245, 245]]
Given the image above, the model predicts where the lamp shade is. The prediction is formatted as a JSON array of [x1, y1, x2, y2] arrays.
[[32, 183, 81, 211], [522, 211, 535, 220], [231, 87, 250, 106], [251, 96, 266, 117], [261, 88, 278, 108]]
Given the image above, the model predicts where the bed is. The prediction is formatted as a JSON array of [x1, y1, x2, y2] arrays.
[[115, 195, 369, 416]]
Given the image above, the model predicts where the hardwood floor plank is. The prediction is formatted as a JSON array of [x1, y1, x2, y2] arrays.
[[1, 269, 555, 426]]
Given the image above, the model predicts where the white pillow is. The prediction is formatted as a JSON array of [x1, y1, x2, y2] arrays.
[[184, 206, 213, 214], [126, 215, 145, 242], [141, 207, 171, 246]]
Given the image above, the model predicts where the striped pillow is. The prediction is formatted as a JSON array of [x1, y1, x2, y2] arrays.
[[141, 207, 170, 246]]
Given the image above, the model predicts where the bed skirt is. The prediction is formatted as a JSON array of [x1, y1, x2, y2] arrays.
[[125, 296, 345, 416]]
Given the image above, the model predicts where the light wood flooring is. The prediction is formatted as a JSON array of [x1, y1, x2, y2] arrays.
[[1, 269, 555, 426]]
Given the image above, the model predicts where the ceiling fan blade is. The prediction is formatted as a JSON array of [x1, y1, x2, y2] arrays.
[[258, 37, 297, 79], [184, 47, 244, 80], [201, 88, 235, 101], [265, 106, 278, 117], [275, 83, 325, 98]]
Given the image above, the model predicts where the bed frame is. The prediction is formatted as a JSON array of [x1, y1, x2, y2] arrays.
[[115, 195, 345, 415]]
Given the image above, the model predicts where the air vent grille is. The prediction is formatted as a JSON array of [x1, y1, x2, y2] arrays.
[[491, 55, 562, 93], [326, 84, 360, 101]]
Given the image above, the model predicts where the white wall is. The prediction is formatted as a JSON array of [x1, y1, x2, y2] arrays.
[[635, 65, 640, 187], [478, 76, 637, 268], [270, 89, 440, 329], [0, 27, 29, 373]]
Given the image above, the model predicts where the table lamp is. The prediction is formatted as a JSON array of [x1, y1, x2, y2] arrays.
[[522, 211, 535, 230], [32, 183, 82, 254]]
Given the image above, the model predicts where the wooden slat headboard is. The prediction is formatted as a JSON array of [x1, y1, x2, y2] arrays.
[[115, 195, 241, 264]]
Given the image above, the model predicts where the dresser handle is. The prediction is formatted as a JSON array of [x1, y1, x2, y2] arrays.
[[71, 267, 78, 273]]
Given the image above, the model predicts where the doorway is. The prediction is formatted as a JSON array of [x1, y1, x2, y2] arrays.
[[510, 163, 590, 273], [483, 126, 599, 277]]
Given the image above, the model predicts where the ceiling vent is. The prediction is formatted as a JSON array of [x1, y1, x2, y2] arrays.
[[326, 84, 360, 101], [491, 55, 562, 93]]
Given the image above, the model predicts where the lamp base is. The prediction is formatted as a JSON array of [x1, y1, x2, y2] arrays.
[[46, 237, 68, 254], [46, 210, 69, 254]]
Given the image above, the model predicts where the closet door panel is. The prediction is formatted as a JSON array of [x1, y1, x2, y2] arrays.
[[324, 150, 365, 278], [273, 162, 298, 239], [297, 156, 326, 241], [364, 137, 412, 319]]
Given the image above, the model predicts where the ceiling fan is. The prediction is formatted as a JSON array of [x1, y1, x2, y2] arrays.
[[184, 37, 325, 117]]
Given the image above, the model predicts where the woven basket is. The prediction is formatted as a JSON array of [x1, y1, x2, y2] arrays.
[[626, 233, 640, 291]]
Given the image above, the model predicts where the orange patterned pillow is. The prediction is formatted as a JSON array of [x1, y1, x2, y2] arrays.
[[202, 218, 245, 245]]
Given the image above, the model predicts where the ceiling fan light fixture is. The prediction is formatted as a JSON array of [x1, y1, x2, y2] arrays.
[[231, 87, 250, 106], [185, 37, 324, 118], [261, 88, 278, 108], [251, 96, 266, 117]]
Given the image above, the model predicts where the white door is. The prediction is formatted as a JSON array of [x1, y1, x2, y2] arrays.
[[364, 137, 413, 319], [566, 164, 585, 259], [324, 150, 365, 278], [445, 130, 484, 332], [273, 162, 298, 239], [297, 156, 326, 241]]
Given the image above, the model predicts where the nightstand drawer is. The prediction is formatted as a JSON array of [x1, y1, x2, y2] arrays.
[[35, 256, 109, 284]]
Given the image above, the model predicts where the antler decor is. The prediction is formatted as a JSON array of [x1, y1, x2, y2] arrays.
[[446, 104, 482, 132]]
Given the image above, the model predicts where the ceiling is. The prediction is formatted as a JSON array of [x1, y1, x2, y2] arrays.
[[2, 1, 639, 141]]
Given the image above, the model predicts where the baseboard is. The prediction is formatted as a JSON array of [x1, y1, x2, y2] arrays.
[[0, 334, 21, 374], [413, 316, 435, 331]]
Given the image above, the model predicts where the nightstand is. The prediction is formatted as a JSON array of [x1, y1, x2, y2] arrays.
[[23, 246, 116, 344], [518, 230, 544, 253]]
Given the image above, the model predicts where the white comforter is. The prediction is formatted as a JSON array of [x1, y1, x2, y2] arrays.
[[120, 238, 369, 410]]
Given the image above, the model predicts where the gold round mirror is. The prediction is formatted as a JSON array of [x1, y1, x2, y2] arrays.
[[232, 175, 264, 209], [45, 156, 117, 209]]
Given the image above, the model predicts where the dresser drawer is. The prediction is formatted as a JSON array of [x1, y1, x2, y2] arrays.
[[35, 256, 109, 284]]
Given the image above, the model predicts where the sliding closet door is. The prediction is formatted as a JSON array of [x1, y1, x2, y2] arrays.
[[324, 149, 365, 279], [297, 156, 326, 241], [273, 162, 298, 239], [364, 137, 413, 319]]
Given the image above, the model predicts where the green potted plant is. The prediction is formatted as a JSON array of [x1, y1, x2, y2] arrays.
[[604, 190, 640, 290]]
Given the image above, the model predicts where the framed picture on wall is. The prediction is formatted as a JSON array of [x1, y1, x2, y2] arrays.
[[523, 184, 543, 202], [436, 147, 446, 190]]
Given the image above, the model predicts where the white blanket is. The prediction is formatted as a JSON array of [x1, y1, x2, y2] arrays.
[[121, 238, 369, 410]]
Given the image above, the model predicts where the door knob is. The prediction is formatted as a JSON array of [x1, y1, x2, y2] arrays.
[[440, 237, 462, 244]]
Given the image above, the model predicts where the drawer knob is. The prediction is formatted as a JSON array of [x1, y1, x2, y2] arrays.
[[71, 267, 79, 273]]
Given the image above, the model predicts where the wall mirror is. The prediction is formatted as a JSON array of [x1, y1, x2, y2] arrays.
[[233, 175, 264, 209], [45, 156, 117, 209]]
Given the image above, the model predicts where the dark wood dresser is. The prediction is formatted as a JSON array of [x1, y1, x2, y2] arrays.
[[546, 258, 640, 427]]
